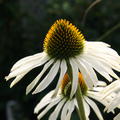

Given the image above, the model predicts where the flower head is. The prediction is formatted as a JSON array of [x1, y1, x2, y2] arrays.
[[44, 19, 85, 59], [34, 72, 116, 120], [5, 19, 120, 98]]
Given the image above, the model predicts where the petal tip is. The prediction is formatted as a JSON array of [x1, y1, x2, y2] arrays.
[[34, 109, 38, 114], [10, 84, 13, 88], [5, 76, 9, 81], [32, 91, 37, 95]]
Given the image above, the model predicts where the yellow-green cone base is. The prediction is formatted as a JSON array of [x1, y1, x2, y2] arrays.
[[44, 19, 85, 59], [61, 73, 88, 98]]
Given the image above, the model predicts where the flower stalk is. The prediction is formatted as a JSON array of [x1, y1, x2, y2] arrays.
[[67, 60, 86, 120], [75, 83, 86, 120]]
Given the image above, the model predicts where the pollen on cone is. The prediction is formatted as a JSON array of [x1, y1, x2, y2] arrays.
[[44, 19, 85, 59]]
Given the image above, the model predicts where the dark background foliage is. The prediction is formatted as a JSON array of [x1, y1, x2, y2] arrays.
[[0, 0, 120, 120]]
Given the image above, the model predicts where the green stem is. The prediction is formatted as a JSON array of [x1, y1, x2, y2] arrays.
[[67, 60, 86, 120], [75, 84, 86, 120]]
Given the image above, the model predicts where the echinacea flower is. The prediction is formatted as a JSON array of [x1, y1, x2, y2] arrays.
[[5, 19, 120, 98], [34, 72, 117, 120]]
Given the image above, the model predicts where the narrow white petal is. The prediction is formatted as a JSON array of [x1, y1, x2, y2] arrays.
[[37, 97, 62, 120], [74, 98, 78, 108], [10, 72, 28, 88], [87, 90, 115, 108], [83, 98, 90, 117], [53, 59, 67, 96], [49, 98, 66, 120], [69, 58, 78, 98], [75, 58, 93, 89], [26, 59, 54, 94], [100, 80, 120, 99], [86, 54, 119, 79], [85, 41, 110, 47], [82, 55, 113, 82], [92, 87, 105, 92], [99, 61, 119, 79], [96, 81, 107, 87], [102, 93, 117, 110], [103, 47, 119, 56], [87, 51, 120, 72], [34, 90, 54, 113], [85, 96, 104, 120], [11, 52, 44, 72], [5, 54, 50, 80], [65, 100, 75, 120], [79, 57, 98, 86], [106, 94, 120, 112], [114, 113, 120, 120], [86, 42, 119, 58], [87, 91, 103, 103], [61, 100, 70, 120], [33, 60, 60, 94]]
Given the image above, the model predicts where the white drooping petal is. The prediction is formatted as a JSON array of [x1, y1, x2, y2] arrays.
[[78, 57, 98, 86], [53, 59, 67, 96], [92, 87, 105, 92], [87, 91, 110, 106], [85, 96, 104, 120], [82, 55, 113, 82], [37, 97, 62, 120], [11, 52, 44, 71], [100, 80, 120, 99], [5, 53, 50, 80], [85, 41, 110, 48], [96, 81, 107, 87], [86, 49, 120, 72], [86, 41, 120, 58], [96, 59, 119, 79], [105, 93, 120, 113], [65, 100, 75, 120], [87, 90, 115, 108], [87, 91, 104, 105], [69, 58, 79, 98], [32, 60, 60, 94], [101, 93, 117, 110], [10, 72, 28, 88], [85, 54, 119, 79], [34, 90, 54, 113], [83, 98, 90, 118], [114, 113, 120, 120], [26, 59, 54, 94], [49, 98, 66, 120], [61, 100, 71, 120], [75, 58, 93, 89]]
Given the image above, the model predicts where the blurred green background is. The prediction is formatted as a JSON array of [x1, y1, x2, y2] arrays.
[[0, 0, 120, 120]]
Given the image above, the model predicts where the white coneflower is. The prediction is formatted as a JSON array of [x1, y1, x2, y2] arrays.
[[34, 72, 116, 120], [5, 19, 120, 98]]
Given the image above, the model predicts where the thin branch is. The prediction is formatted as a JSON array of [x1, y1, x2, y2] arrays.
[[81, 0, 101, 26], [97, 22, 120, 41]]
